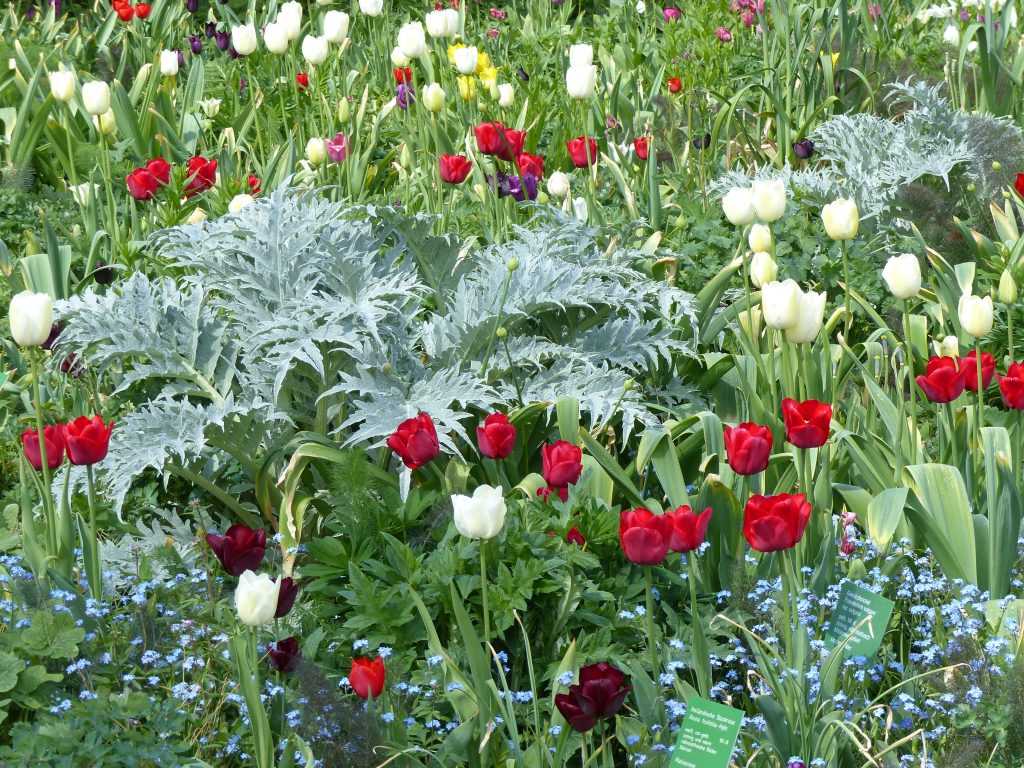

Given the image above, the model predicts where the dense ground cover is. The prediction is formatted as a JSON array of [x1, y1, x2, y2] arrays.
[[2, 0, 1024, 766]]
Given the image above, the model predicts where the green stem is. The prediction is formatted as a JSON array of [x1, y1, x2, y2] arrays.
[[902, 302, 918, 465], [85, 464, 102, 600], [480, 542, 491, 643], [643, 568, 660, 677], [840, 239, 851, 339], [30, 354, 57, 557]]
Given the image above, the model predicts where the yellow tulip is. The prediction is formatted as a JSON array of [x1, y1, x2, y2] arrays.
[[457, 75, 476, 100], [447, 42, 464, 65], [475, 51, 492, 75]]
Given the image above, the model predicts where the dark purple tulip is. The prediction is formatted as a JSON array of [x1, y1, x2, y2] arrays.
[[554, 663, 631, 732], [512, 173, 538, 202], [26, 4, 37, 19], [215, 30, 230, 50], [186, 0, 198, 11], [395, 83, 415, 110], [176, 49, 185, 68], [93, 261, 116, 285], [205, 21, 217, 37], [189, 35, 203, 54], [516, 66, 529, 82], [42, 322, 63, 351], [506, 175, 523, 200], [793, 138, 815, 159], [692, 132, 711, 150], [229, 47, 241, 60], [268, 636, 301, 673], [275, 577, 300, 618], [206, 525, 267, 576], [959, 8, 969, 20], [50, 0, 61, 15]]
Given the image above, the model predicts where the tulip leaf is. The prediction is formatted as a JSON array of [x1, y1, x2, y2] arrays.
[[905, 463, 977, 584], [865, 487, 908, 555], [576, 429, 644, 508]]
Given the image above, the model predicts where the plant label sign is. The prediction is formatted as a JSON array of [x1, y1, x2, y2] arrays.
[[668, 697, 744, 768], [826, 582, 895, 659]]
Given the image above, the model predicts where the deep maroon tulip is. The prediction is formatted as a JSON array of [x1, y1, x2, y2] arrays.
[[205, 524, 267, 576], [566, 527, 586, 546], [962, 350, 995, 392], [781, 398, 832, 448], [477, 412, 517, 459], [742, 493, 811, 552], [387, 413, 440, 470], [916, 356, 966, 403], [64, 415, 114, 465], [554, 662, 631, 732], [268, 636, 301, 672], [723, 422, 772, 475], [275, 577, 299, 618], [793, 139, 815, 159], [22, 424, 65, 471]]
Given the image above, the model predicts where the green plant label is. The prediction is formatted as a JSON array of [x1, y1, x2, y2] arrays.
[[668, 697, 744, 768], [826, 582, 895, 659]]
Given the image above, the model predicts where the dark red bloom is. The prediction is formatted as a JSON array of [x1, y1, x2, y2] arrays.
[[566, 135, 598, 168], [665, 505, 712, 553], [205, 524, 267, 576], [516, 152, 544, 179], [477, 412, 516, 459], [349, 656, 386, 699], [781, 398, 832, 449], [541, 440, 583, 492], [116, 4, 134, 20], [268, 636, 301, 673], [184, 156, 217, 195], [1016, 173, 1024, 198], [133, 2, 150, 18], [145, 157, 171, 185], [962, 350, 995, 392], [247, 174, 262, 195], [64, 415, 114, 465], [554, 662, 630, 732], [393, 67, 413, 84], [22, 425, 65, 471], [125, 168, 160, 201], [667, 76, 682, 93], [566, 527, 586, 546], [275, 577, 299, 618], [503, 129, 526, 160], [439, 154, 472, 184], [474, 122, 525, 162], [387, 413, 440, 470], [633, 136, 649, 160], [1000, 362, 1024, 409], [618, 508, 674, 565], [916, 356, 966, 403], [295, 72, 309, 91], [723, 422, 772, 475], [742, 493, 811, 552]]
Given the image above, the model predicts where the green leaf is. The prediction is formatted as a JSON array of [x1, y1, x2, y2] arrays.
[[866, 487, 908, 554], [905, 464, 977, 584], [0, 652, 21, 693], [20, 610, 85, 660]]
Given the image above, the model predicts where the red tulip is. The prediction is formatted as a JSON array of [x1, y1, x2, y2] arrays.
[[184, 156, 217, 196], [205, 524, 267, 576], [116, 4, 134, 20], [566, 135, 598, 168], [916, 356, 965, 403], [516, 152, 544, 179], [247, 174, 262, 195], [439, 154, 472, 184], [1016, 172, 1024, 198], [566, 527, 586, 546], [541, 439, 583, 494], [619, 507, 674, 565], [387, 413, 440, 469], [22, 425, 65, 471], [633, 137, 649, 161], [145, 158, 171, 185], [665, 505, 712, 553], [295, 72, 309, 91], [473, 122, 525, 162], [393, 67, 413, 84], [723, 422, 772, 475], [134, 2, 150, 18], [64, 415, 114, 465], [667, 76, 682, 93], [742, 493, 811, 552], [125, 168, 160, 201], [781, 398, 832, 449], [962, 350, 995, 392], [268, 636, 301, 673], [503, 129, 526, 160], [554, 662, 630, 733], [1000, 362, 1024, 409], [349, 656, 386, 699], [275, 577, 299, 618], [476, 412, 516, 459]]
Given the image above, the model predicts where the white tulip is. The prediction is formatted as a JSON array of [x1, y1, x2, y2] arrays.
[[337, 98, 350, 121], [573, 196, 589, 222], [881, 253, 922, 299], [93, 109, 116, 136], [454, 45, 478, 74], [187, 207, 208, 225], [359, 0, 383, 16], [323, 10, 350, 43], [231, 24, 258, 55], [390, 46, 411, 67], [569, 43, 593, 67], [397, 21, 427, 58], [426, 8, 458, 37], [748, 223, 772, 252], [565, 65, 597, 99], [81, 80, 110, 116], [198, 97, 222, 118], [264, 21, 290, 54], [761, 279, 800, 330], [547, 171, 570, 198], [159, 50, 179, 77], [935, 335, 959, 358], [821, 198, 859, 240], [749, 251, 777, 288], [785, 288, 827, 344], [999, 269, 1018, 303], [721, 187, 755, 226], [958, 293, 994, 338], [452, 485, 507, 540], [278, 1, 304, 40], [306, 137, 327, 165], [229, 194, 255, 213], [943, 23, 960, 47], [234, 570, 281, 627], [69, 182, 97, 207], [302, 34, 329, 65], [8, 291, 53, 347], [636, 0, 646, 12], [422, 82, 445, 112], [751, 178, 786, 222], [497, 82, 514, 108], [49, 70, 75, 103]]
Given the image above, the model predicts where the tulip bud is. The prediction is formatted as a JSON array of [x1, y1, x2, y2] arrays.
[[8, 291, 54, 347], [748, 223, 772, 252], [992, 160, 1002, 172], [496, 326, 508, 338], [187, 207, 208, 225], [761, 279, 800, 330], [943, 23, 960, 46], [497, 82, 514, 108], [49, 69, 75, 102], [452, 485, 507, 539], [751, 178, 786, 222], [337, 98, 350, 121], [302, 34, 329, 65], [934, 335, 959, 358], [507, 257, 519, 271], [547, 171, 570, 198], [305, 137, 327, 165], [198, 97, 222, 117], [81, 80, 111, 115], [721, 187, 755, 226], [231, 24, 258, 56], [359, 0, 383, 16], [228, 193, 255, 213], [391, 46, 411, 67], [569, 44, 593, 67], [159, 50, 179, 77], [397, 21, 427, 58], [234, 570, 281, 627], [264, 21, 289, 53], [454, 45, 479, 74], [749, 251, 777, 288], [881, 253, 922, 299], [784, 287, 827, 344], [426, 8, 459, 37], [573, 196, 589, 222], [422, 82, 445, 112], [738, 306, 762, 339], [323, 10, 350, 43], [93, 109, 116, 136], [278, 0, 303, 40], [565, 64, 597, 99], [958, 293, 994, 338], [999, 269, 1018, 303], [69, 182, 97, 207], [821, 198, 859, 240]]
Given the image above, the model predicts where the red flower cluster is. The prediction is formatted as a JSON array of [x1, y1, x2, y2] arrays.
[[349, 656, 386, 699], [21, 415, 114, 471], [781, 398, 832, 448], [539, 440, 583, 502], [566, 135, 598, 168], [619, 506, 712, 565], [387, 412, 440, 469], [516, 152, 544, 178], [112, 0, 149, 21], [474, 122, 526, 163], [393, 67, 413, 85], [742, 493, 811, 552], [439, 154, 472, 184], [185, 155, 217, 196], [125, 158, 170, 201]]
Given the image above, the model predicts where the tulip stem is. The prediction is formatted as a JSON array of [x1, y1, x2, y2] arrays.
[[975, 340, 985, 446], [480, 543, 491, 643], [1008, 306, 1015, 362], [902, 302, 918, 466], [840, 239, 852, 339], [84, 465, 102, 600], [643, 568, 659, 678], [30, 353, 57, 557]]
